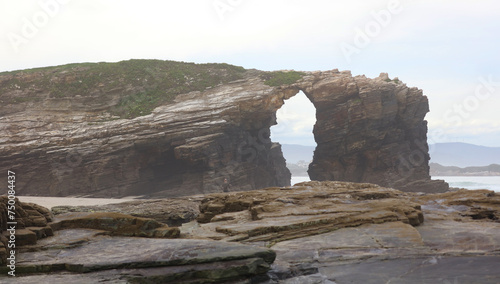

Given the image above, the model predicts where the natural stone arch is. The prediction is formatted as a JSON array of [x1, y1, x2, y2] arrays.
[[0, 65, 448, 198], [288, 71, 448, 192]]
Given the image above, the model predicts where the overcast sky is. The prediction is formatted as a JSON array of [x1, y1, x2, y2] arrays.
[[1, 0, 499, 147]]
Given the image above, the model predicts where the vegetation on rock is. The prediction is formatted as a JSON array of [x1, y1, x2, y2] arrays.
[[261, 70, 305, 86], [385, 77, 401, 84], [1, 59, 247, 118]]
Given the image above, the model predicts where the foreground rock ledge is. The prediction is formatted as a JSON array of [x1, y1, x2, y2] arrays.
[[0, 197, 275, 283], [1, 181, 499, 283], [12, 237, 275, 283], [195, 181, 424, 245]]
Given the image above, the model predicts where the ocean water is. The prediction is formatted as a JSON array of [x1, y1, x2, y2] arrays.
[[433, 176, 500, 192], [292, 176, 500, 193], [291, 176, 310, 185]]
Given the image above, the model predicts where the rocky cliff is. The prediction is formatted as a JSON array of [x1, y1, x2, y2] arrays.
[[0, 60, 447, 197]]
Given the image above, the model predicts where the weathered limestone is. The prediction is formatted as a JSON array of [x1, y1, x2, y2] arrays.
[[301, 72, 449, 193], [1, 181, 499, 282], [194, 181, 424, 244], [0, 62, 447, 198], [2, 236, 276, 283], [50, 212, 180, 238], [0, 197, 54, 264], [265, 184, 500, 283], [0, 197, 181, 266], [51, 198, 201, 226]]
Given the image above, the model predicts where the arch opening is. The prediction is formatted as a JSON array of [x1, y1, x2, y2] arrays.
[[270, 90, 317, 185]]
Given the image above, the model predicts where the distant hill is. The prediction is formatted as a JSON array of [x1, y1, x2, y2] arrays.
[[429, 143, 500, 167], [281, 142, 500, 169], [281, 144, 315, 164], [430, 163, 500, 176]]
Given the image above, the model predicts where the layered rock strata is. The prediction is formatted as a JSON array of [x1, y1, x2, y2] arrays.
[[6, 235, 276, 283], [52, 198, 201, 226], [181, 182, 500, 283], [3, 181, 499, 283], [0, 198, 275, 283], [0, 197, 180, 266], [0, 61, 447, 197], [303, 73, 448, 193], [0, 196, 53, 264]]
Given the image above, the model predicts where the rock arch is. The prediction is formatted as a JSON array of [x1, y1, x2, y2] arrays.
[[273, 70, 448, 193], [270, 90, 316, 179], [0, 67, 448, 198]]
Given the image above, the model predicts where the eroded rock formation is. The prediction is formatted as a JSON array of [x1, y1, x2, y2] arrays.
[[52, 198, 201, 226], [0, 196, 53, 264], [302, 72, 448, 192], [4, 182, 499, 283], [0, 60, 447, 197], [0, 197, 180, 266]]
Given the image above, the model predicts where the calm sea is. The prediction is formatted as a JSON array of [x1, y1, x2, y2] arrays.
[[433, 176, 500, 192], [291, 176, 311, 185], [291, 176, 500, 193]]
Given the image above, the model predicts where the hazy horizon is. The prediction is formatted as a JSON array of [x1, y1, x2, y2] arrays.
[[279, 141, 500, 149], [2, 0, 499, 147]]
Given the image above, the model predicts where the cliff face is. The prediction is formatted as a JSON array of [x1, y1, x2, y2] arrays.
[[0, 60, 447, 197], [302, 72, 448, 192]]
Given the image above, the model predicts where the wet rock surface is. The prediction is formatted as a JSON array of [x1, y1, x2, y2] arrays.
[[262, 186, 500, 283], [1, 181, 499, 283], [3, 236, 276, 283]]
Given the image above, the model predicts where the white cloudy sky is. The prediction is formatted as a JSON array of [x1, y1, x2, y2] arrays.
[[1, 0, 500, 147]]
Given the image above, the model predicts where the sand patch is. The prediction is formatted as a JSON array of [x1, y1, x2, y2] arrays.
[[17, 196, 140, 209]]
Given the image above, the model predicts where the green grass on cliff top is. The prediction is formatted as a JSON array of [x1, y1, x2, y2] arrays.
[[1, 60, 307, 119], [0, 59, 246, 118], [261, 70, 306, 87]]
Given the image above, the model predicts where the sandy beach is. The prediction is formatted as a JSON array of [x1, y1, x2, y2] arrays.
[[17, 196, 139, 209]]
